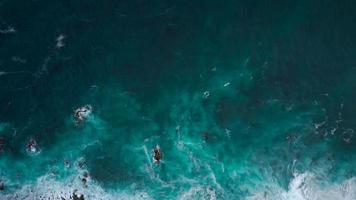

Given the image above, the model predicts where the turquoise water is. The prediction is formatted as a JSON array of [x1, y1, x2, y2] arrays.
[[0, 0, 356, 199]]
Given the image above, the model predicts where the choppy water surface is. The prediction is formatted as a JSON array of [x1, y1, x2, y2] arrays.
[[0, 1, 355, 199]]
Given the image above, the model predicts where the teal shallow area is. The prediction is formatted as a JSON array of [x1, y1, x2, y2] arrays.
[[0, 0, 356, 199]]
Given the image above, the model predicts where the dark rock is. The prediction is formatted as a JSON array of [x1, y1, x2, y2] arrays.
[[73, 192, 84, 200], [64, 159, 70, 167], [78, 159, 86, 169], [0, 181, 4, 190], [26, 138, 38, 154], [153, 146, 162, 163], [0, 137, 5, 152]]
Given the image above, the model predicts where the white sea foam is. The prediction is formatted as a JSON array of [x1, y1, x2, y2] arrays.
[[202, 91, 210, 99], [178, 186, 217, 200], [223, 82, 230, 87], [247, 172, 356, 200], [11, 56, 27, 64], [0, 26, 16, 34], [56, 34, 66, 48], [0, 174, 153, 200]]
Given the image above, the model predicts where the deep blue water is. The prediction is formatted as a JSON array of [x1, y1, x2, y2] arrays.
[[0, 0, 355, 199]]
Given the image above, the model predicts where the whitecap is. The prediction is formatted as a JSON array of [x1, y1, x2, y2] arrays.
[[223, 82, 230, 87]]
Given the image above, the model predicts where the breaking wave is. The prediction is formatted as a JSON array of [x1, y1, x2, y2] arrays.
[[247, 173, 356, 200], [0, 173, 153, 200]]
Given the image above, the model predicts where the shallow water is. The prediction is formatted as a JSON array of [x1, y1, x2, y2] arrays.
[[0, 0, 355, 199]]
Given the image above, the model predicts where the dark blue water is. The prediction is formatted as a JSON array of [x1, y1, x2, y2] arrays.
[[0, 0, 355, 199]]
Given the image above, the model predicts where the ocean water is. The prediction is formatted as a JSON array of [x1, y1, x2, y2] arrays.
[[0, 0, 355, 199]]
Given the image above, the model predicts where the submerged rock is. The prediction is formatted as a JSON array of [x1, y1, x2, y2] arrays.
[[64, 159, 70, 168], [74, 105, 92, 124], [0, 137, 5, 152], [77, 158, 86, 169], [0, 181, 4, 191], [26, 138, 39, 154]]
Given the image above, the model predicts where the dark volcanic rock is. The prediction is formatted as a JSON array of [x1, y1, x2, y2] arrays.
[[73, 192, 84, 200]]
